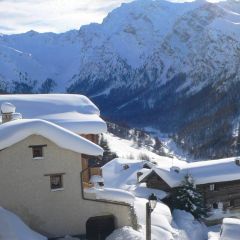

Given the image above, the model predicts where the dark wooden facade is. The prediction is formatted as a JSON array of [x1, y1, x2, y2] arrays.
[[140, 171, 172, 192], [141, 172, 240, 214], [197, 179, 240, 211], [80, 134, 102, 187], [81, 134, 99, 145]]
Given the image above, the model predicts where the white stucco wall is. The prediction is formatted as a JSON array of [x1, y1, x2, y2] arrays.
[[0, 135, 133, 237]]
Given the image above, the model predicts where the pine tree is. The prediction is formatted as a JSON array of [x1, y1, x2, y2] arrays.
[[154, 137, 162, 153], [172, 174, 206, 219], [99, 135, 118, 165], [39, 78, 56, 93]]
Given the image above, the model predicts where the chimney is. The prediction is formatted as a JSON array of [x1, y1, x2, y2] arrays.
[[137, 171, 143, 182], [170, 166, 180, 173], [235, 157, 240, 166], [1, 102, 22, 124]]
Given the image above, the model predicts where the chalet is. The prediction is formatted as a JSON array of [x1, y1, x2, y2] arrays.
[[0, 102, 134, 239], [0, 94, 107, 188], [139, 157, 240, 222]]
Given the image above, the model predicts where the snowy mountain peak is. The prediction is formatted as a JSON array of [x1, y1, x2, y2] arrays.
[[0, 0, 239, 92]]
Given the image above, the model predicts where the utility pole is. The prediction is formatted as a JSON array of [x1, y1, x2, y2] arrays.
[[146, 201, 151, 240]]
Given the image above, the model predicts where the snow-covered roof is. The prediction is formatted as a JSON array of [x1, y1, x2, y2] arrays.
[[147, 157, 240, 188], [0, 119, 103, 156], [0, 94, 107, 134], [102, 158, 167, 199], [102, 158, 147, 189]]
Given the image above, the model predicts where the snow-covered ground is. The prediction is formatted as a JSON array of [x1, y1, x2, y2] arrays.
[[103, 132, 166, 161], [134, 197, 177, 240], [208, 218, 240, 240], [207, 225, 221, 240], [107, 226, 143, 240], [103, 132, 188, 166], [103, 158, 208, 240], [144, 126, 192, 161]]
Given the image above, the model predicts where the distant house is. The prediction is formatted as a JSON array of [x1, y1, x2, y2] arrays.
[[0, 102, 134, 239], [0, 94, 107, 187], [139, 157, 240, 222]]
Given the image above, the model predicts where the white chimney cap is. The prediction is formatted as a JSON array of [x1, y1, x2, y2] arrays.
[[90, 175, 104, 183], [1, 102, 16, 114]]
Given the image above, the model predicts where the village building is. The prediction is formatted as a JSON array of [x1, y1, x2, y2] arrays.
[[0, 101, 135, 239], [138, 157, 240, 223], [0, 94, 107, 188]]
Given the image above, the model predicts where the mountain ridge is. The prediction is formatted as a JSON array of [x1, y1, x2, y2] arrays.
[[1, 0, 240, 159]]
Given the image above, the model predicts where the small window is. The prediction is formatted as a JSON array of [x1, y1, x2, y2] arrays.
[[212, 202, 218, 209], [209, 184, 215, 191], [50, 174, 63, 190], [29, 145, 47, 159], [32, 146, 43, 158]]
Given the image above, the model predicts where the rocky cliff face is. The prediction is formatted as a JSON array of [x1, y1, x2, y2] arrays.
[[1, 0, 240, 159]]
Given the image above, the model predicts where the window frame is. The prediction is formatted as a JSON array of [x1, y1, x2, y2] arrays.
[[44, 173, 65, 191], [29, 144, 47, 159], [209, 184, 215, 191]]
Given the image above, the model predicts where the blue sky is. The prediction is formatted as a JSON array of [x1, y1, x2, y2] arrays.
[[0, 0, 223, 34], [0, 0, 133, 34]]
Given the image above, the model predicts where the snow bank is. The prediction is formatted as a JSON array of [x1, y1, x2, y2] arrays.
[[208, 218, 240, 240], [85, 187, 135, 205], [134, 197, 176, 240], [0, 207, 47, 240], [0, 94, 107, 134], [220, 218, 240, 240], [0, 119, 103, 156], [106, 202, 177, 240], [173, 209, 207, 240], [106, 226, 143, 240], [223, 217, 240, 225], [133, 185, 167, 200], [208, 231, 220, 240]]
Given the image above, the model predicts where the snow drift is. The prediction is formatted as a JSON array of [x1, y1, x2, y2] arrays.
[[0, 207, 47, 240]]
